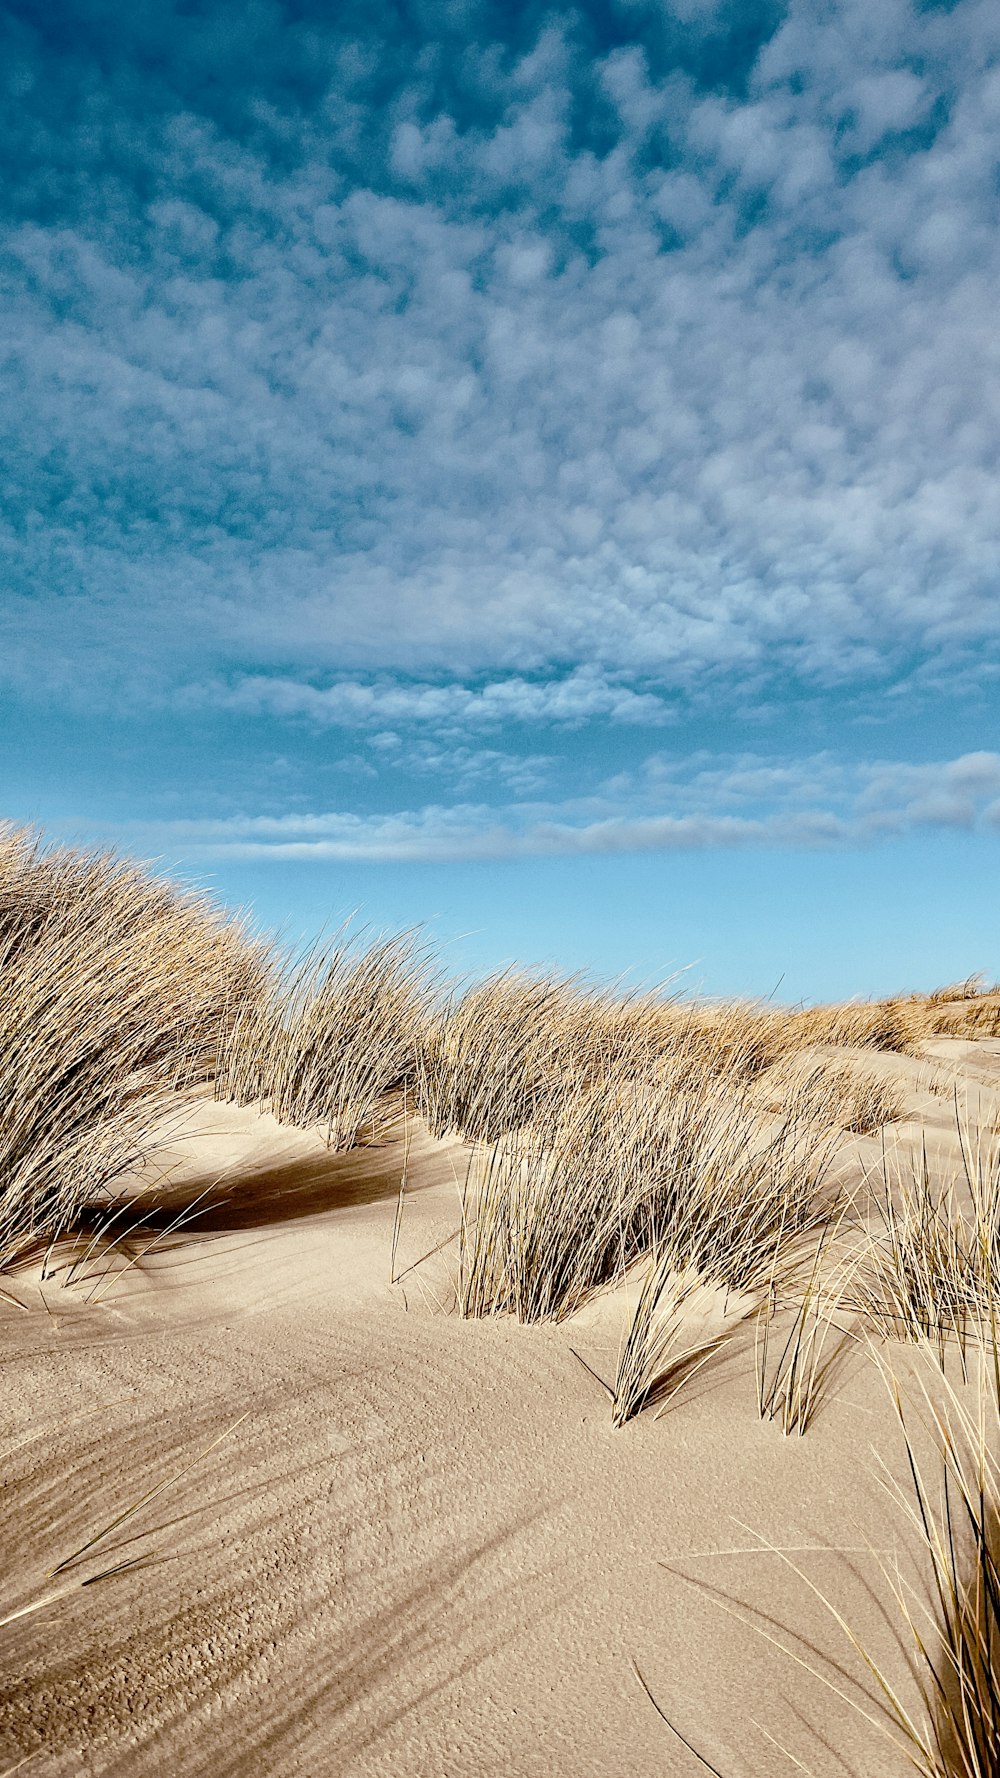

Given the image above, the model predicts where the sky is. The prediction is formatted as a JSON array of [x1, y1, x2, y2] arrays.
[[2, 0, 999, 1001]]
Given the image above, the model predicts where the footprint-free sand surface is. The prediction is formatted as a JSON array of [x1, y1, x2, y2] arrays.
[[4, 1041, 1000, 1776]]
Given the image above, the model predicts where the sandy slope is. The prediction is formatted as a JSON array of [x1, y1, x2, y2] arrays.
[[3, 1044, 1000, 1777]]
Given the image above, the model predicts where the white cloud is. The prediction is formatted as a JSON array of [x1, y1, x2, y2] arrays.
[[2, 0, 1000, 707], [181, 666, 672, 730], [131, 749, 1000, 862]]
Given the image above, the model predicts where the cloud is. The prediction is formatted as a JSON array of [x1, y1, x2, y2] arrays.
[[2, 0, 1000, 711], [181, 666, 673, 730], [368, 734, 554, 793], [130, 749, 1000, 862]]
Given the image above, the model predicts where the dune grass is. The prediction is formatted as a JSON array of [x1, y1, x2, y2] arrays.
[[611, 1261, 746, 1428], [753, 1228, 863, 1437], [7, 824, 1000, 1774], [215, 930, 434, 1148], [0, 824, 444, 1275], [0, 826, 268, 1272], [752, 1348, 1000, 1778], [753, 1055, 904, 1136], [877, 1354, 1000, 1778], [858, 1106, 1000, 1365], [415, 965, 984, 1156], [457, 1049, 843, 1328], [414, 970, 586, 1143], [606, 1065, 864, 1427]]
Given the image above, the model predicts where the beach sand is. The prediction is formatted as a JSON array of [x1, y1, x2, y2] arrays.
[[3, 1040, 1000, 1776]]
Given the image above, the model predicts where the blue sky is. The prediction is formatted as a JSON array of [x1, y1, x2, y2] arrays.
[[3, 0, 999, 1000]]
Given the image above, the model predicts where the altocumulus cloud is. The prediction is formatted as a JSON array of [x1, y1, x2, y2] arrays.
[[2, 0, 1000, 723], [132, 749, 1000, 862], [181, 665, 672, 729]]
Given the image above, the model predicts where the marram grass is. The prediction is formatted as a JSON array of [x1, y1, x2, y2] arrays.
[[0, 826, 267, 1271]]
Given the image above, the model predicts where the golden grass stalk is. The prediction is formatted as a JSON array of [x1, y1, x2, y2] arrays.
[[754, 1230, 862, 1437], [750, 1349, 1000, 1776], [611, 1096, 849, 1428], [459, 1053, 841, 1328], [0, 826, 265, 1273], [216, 929, 434, 1148], [928, 975, 991, 1004], [877, 1357, 1000, 1776], [414, 965, 980, 1155], [858, 1105, 1000, 1363], [754, 1057, 903, 1136], [669, 1342, 1000, 1776], [611, 1261, 740, 1428], [414, 971, 596, 1142]]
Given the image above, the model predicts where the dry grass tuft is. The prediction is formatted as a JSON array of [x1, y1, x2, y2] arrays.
[[928, 973, 993, 1003], [415, 971, 584, 1142], [216, 930, 435, 1148], [928, 996, 1000, 1040], [414, 972, 974, 1156], [0, 826, 266, 1272], [754, 1229, 861, 1436], [756, 1057, 904, 1136], [840, 1069, 907, 1134], [791, 1348, 1000, 1777], [413, 971, 709, 1142], [858, 1109, 1000, 1362], [788, 995, 933, 1053], [459, 1054, 840, 1328], [612, 1261, 748, 1428], [879, 1355, 1000, 1777]]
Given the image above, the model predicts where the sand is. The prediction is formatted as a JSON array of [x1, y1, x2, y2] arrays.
[[3, 1042, 1000, 1776]]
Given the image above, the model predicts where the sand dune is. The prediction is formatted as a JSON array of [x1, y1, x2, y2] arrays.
[[3, 1043, 1000, 1775]]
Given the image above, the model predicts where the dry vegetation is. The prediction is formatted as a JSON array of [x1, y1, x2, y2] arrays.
[[2, 820, 996, 1314], [880, 1355, 1000, 1778], [215, 930, 433, 1148], [859, 1121, 1000, 1362], [5, 826, 1000, 1776], [457, 1054, 840, 1325], [2, 821, 995, 1306], [0, 826, 268, 1271]]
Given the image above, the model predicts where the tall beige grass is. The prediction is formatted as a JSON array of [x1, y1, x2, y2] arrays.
[[458, 1052, 841, 1326], [415, 971, 587, 1142], [611, 1262, 745, 1428], [216, 930, 434, 1148], [878, 1355, 1000, 1777], [415, 966, 981, 1157], [753, 1228, 862, 1437], [608, 1066, 855, 1425], [752, 1054, 904, 1136], [688, 1347, 1000, 1777], [0, 826, 267, 1271], [859, 1108, 1000, 1363], [765, 1349, 1000, 1777], [433, 972, 938, 1357]]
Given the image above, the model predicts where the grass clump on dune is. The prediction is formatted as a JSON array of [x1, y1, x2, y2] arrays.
[[458, 1049, 841, 1325], [754, 1056, 904, 1136], [216, 930, 435, 1149], [0, 826, 268, 1271], [859, 1109, 1000, 1362], [415, 971, 586, 1143], [878, 1354, 1000, 1778], [770, 1348, 1000, 1778], [414, 968, 980, 1158]]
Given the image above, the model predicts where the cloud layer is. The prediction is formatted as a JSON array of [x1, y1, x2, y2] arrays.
[[132, 748, 1000, 862], [3, 0, 1000, 710]]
